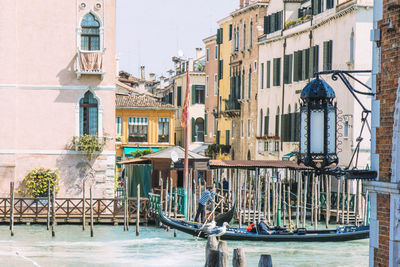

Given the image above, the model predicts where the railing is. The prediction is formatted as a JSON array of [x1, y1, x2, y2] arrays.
[[76, 49, 105, 79], [224, 98, 240, 111], [0, 197, 149, 223], [148, 187, 185, 216]]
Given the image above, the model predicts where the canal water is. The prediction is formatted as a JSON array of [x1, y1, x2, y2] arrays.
[[0, 225, 368, 267]]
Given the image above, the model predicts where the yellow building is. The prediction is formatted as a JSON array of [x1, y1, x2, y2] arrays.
[[115, 85, 176, 160], [217, 16, 233, 159]]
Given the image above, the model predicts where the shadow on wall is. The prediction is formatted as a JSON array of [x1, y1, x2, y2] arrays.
[[55, 153, 96, 197]]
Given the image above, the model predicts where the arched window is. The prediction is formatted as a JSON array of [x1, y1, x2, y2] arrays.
[[80, 91, 98, 135], [192, 117, 205, 142], [248, 66, 252, 99], [81, 13, 100, 51], [250, 20, 253, 48]]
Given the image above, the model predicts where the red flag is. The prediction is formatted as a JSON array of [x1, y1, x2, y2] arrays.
[[180, 69, 190, 128]]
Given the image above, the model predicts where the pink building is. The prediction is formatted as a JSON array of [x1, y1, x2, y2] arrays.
[[0, 0, 116, 197]]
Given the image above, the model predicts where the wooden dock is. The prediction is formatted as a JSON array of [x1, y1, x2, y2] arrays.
[[0, 197, 150, 225]]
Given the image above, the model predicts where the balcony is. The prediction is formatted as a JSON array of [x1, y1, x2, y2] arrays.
[[222, 98, 240, 118], [76, 49, 106, 80]]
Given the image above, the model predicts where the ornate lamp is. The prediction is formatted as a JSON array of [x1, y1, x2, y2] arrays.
[[298, 77, 338, 171]]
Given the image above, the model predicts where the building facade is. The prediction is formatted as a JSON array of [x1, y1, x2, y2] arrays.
[[366, 0, 400, 264], [172, 53, 206, 151], [0, 0, 117, 197], [257, 0, 372, 167], [203, 35, 218, 144], [229, 1, 268, 160]]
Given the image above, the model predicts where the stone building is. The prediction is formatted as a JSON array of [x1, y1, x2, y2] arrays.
[[203, 35, 218, 144], [229, 0, 268, 160], [256, 0, 373, 167], [0, 0, 117, 197], [366, 0, 400, 265]]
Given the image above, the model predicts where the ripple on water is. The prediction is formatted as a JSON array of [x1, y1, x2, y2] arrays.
[[0, 225, 369, 267]]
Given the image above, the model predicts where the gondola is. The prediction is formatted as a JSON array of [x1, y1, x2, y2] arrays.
[[215, 203, 236, 226], [158, 208, 369, 242]]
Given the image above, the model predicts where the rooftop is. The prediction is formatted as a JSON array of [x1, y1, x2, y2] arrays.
[[116, 94, 175, 110]]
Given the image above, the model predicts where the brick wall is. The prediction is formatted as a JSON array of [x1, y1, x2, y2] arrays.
[[374, 0, 400, 264]]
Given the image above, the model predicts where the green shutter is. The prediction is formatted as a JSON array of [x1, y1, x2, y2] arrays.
[[309, 47, 314, 78], [288, 54, 293, 84], [267, 61, 271, 88], [312, 0, 318, 15], [192, 85, 196, 104], [314, 45, 319, 73], [275, 114, 279, 136], [329, 40, 333, 70], [323, 41, 328, 70], [264, 116, 269, 135], [226, 130, 230, 146], [205, 113, 208, 134], [302, 50, 306, 80], [284, 55, 289, 84], [220, 28, 224, 44], [216, 29, 221, 44], [271, 13, 276, 32], [191, 118, 195, 142], [293, 52, 298, 82]]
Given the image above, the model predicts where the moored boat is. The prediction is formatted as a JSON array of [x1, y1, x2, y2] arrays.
[[158, 208, 369, 242]]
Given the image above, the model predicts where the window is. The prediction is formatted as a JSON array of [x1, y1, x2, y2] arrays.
[[266, 61, 271, 88], [218, 60, 223, 80], [273, 58, 281, 86], [192, 118, 205, 142], [128, 117, 148, 142], [344, 121, 349, 138], [116, 117, 122, 137], [206, 76, 209, 97], [248, 66, 252, 99], [264, 11, 283, 34], [215, 45, 218, 59], [205, 113, 208, 135], [226, 130, 230, 146], [158, 118, 170, 143], [214, 117, 217, 135], [192, 85, 205, 104], [326, 0, 334, 9], [249, 21, 253, 48], [81, 13, 100, 51], [312, 0, 323, 15], [214, 74, 218, 96], [260, 109, 263, 136], [217, 28, 223, 44], [242, 69, 245, 99], [261, 63, 265, 89], [323, 40, 333, 71], [177, 86, 182, 107], [79, 91, 98, 135], [284, 54, 293, 84], [206, 48, 209, 62], [350, 32, 354, 64], [229, 24, 233, 40], [248, 119, 251, 137], [310, 45, 319, 78], [275, 106, 280, 137], [264, 108, 270, 135], [243, 24, 246, 50], [241, 120, 244, 137]]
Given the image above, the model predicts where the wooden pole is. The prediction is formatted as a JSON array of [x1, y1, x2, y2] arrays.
[[364, 189, 369, 226], [47, 179, 51, 230], [341, 177, 345, 225], [136, 184, 140, 236], [160, 178, 164, 214], [314, 175, 318, 230], [165, 177, 169, 214], [267, 173, 271, 224], [90, 186, 94, 237], [258, 255, 273, 267], [205, 236, 218, 267], [238, 170, 242, 228], [52, 184, 56, 237], [272, 177, 276, 226], [311, 173, 315, 226], [82, 181, 86, 230], [243, 174, 248, 224], [253, 171, 257, 223], [302, 173, 308, 228], [278, 177, 282, 226], [325, 175, 329, 229], [10, 182, 14, 236], [336, 177, 341, 223], [218, 241, 229, 267], [174, 187, 178, 237], [288, 179, 292, 227], [296, 172, 300, 228], [263, 174, 267, 223], [233, 248, 247, 267], [346, 179, 350, 225]]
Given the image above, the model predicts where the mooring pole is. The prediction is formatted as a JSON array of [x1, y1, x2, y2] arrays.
[[10, 182, 14, 236], [136, 184, 140, 236]]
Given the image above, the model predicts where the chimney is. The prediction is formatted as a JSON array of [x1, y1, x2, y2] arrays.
[[149, 73, 156, 81], [140, 66, 145, 80], [240, 0, 244, 8], [245, 0, 249, 7], [195, 48, 203, 59]]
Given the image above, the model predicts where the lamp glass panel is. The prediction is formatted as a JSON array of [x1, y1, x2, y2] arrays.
[[327, 106, 336, 154], [310, 110, 324, 154], [300, 107, 308, 154]]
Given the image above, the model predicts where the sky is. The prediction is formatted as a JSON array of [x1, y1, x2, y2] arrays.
[[116, 0, 237, 79]]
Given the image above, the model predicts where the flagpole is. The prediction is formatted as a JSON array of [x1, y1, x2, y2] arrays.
[[183, 67, 190, 219]]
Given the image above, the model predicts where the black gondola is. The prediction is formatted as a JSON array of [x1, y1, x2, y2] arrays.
[[158, 208, 369, 242], [215, 203, 236, 226]]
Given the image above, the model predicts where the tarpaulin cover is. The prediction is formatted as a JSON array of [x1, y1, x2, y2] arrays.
[[125, 164, 153, 197]]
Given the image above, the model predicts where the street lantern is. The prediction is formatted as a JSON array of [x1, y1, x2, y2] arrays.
[[298, 77, 338, 171]]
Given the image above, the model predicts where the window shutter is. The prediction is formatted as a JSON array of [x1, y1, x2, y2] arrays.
[[291, 113, 296, 142], [264, 116, 269, 135], [277, 11, 283, 30], [177, 86, 182, 106], [217, 29, 221, 44], [271, 13, 276, 32], [288, 54, 293, 84], [277, 58, 281, 86], [312, 0, 319, 15], [264, 16, 269, 34], [293, 52, 298, 82], [192, 85, 196, 104], [226, 130, 230, 146], [309, 46, 314, 78], [284, 55, 289, 84], [205, 113, 208, 134], [236, 76, 240, 99], [323, 41, 328, 70], [275, 114, 279, 137], [329, 40, 333, 70], [295, 112, 300, 141], [267, 61, 271, 88], [314, 45, 319, 73], [301, 50, 306, 80], [220, 28, 224, 44], [281, 114, 285, 141], [229, 24, 232, 40], [191, 118, 195, 142]]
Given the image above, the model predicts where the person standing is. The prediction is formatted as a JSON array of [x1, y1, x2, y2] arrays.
[[194, 187, 223, 223]]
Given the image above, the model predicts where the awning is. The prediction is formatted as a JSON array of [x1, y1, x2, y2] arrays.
[[282, 152, 297, 161], [123, 147, 161, 156]]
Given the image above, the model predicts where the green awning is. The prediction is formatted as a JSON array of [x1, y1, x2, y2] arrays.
[[124, 147, 161, 156], [282, 152, 297, 161]]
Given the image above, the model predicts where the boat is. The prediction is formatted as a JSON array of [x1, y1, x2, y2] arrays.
[[158, 208, 369, 242], [215, 203, 236, 226]]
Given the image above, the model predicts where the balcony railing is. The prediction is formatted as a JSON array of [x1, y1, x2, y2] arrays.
[[76, 49, 106, 80], [222, 98, 240, 118]]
